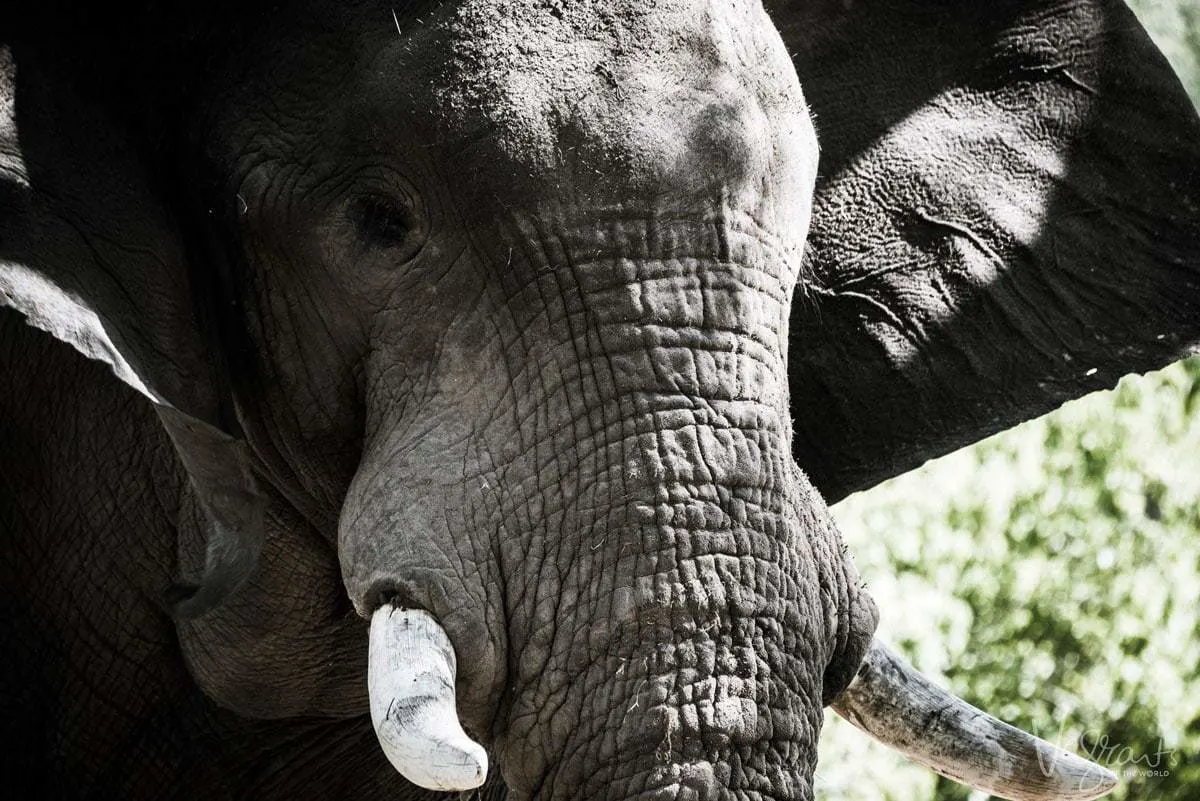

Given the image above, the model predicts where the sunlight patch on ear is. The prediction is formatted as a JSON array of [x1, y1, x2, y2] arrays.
[[897, 101, 1059, 244], [0, 261, 164, 405]]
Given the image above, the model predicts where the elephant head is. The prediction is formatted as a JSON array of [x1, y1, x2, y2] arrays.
[[1, 0, 1197, 799], [186, 4, 883, 796]]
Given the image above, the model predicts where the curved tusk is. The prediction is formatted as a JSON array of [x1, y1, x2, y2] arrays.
[[368, 605, 488, 791], [832, 640, 1118, 801]]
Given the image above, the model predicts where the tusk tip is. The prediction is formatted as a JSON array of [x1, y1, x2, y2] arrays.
[[400, 738, 488, 790], [436, 738, 489, 788], [452, 740, 489, 789], [1039, 750, 1118, 800], [375, 715, 490, 791], [397, 738, 488, 790]]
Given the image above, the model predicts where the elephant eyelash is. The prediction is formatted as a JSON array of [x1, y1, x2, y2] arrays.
[[353, 194, 415, 249]]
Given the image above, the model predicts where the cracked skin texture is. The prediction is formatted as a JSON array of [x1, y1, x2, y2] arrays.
[[2, 0, 1199, 799], [4, 2, 873, 799]]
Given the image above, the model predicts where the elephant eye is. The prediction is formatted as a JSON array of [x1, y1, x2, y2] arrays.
[[353, 194, 414, 250]]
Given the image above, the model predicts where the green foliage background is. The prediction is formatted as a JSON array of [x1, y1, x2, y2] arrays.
[[815, 3, 1200, 798]]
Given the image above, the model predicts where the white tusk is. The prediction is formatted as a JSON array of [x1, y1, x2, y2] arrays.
[[833, 640, 1118, 801], [368, 604, 488, 791]]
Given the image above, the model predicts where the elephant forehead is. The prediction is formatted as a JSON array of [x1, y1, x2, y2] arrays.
[[389, 0, 814, 200], [429, 1, 710, 153]]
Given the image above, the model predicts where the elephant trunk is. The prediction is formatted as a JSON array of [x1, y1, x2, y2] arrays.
[[475, 224, 870, 794], [492, 410, 853, 801]]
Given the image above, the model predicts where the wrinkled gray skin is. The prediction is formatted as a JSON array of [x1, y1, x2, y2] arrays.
[[1, 0, 1198, 800], [3, 2, 875, 798]]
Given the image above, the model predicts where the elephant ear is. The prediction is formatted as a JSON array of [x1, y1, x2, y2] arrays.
[[768, 0, 1200, 502], [0, 43, 263, 617]]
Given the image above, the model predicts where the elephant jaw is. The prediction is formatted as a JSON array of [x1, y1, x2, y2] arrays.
[[367, 605, 488, 791], [834, 640, 1117, 801]]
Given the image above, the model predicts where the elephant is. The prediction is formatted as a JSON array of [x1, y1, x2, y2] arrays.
[[1, 0, 1197, 799]]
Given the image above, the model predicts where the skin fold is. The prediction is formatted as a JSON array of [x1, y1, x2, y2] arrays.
[[1, 1, 1197, 800]]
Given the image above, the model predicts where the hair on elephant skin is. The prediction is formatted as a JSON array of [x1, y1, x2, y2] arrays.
[[0, 1, 1197, 800]]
